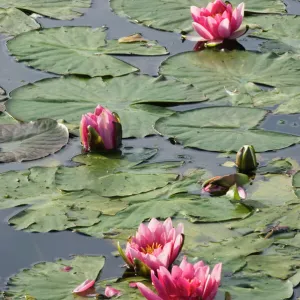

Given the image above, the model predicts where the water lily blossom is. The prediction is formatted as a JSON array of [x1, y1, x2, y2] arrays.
[[184, 0, 247, 47], [118, 218, 184, 276], [202, 173, 248, 198], [105, 286, 122, 298], [73, 279, 95, 294], [80, 105, 122, 152], [136, 256, 222, 300]]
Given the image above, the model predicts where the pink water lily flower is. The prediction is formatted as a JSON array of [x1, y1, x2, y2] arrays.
[[185, 0, 247, 47], [80, 105, 122, 152], [118, 218, 184, 276], [136, 256, 222, 300]]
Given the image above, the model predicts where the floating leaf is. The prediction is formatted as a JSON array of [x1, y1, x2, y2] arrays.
[[78, 170, 251, 238], [257, 158, 294, 175], [245, 255, 300, 280], [4, 256, 105, 300], [6, 74, 206, 138], [228, 205, 300, 232], [155, 107, 300, 152], [245, 174, 298, 207], [160, 51, 300, 109], [110, 0, 285, 33], [0, 7, 39, 36], [0, 119, 69, 163], [217, 274, 293, 300], [7, 27, 168, 77], [0, 0, 92, 20], [186, 234, 273, 274], [248, 15, 300, 54]]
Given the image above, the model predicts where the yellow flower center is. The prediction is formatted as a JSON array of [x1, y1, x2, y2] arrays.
[[141, 242, 162, 254]]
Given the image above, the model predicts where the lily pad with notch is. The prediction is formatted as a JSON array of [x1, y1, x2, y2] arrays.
[[0, 118, 69, 163]]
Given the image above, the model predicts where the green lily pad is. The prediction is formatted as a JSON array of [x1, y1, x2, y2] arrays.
[[155, 107, 300, 152], [4, 255, 105, 300], [110, 0, 285, 33], [6, 74, 206, 138], [248, 15, 300, 54], [0, 148, 164, 232], [0, 119, 69, 163], [160, 51, 300, 109], [0, 7, 39, 36], [245, 255, 300, 280], [78, 170, 251, 238], [0, 0, 92, 20], [257, 158, 294, 175], [245, 174, 298, 207], [186, 234, 273, 274], [292, 170, 300, 198], [8, 27, 169, 77], [229, 204, 300, 233], [217, 274, 293, 300]]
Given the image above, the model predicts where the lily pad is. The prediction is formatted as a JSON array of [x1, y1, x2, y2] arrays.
[[217, 274, 293, 300], [0, 118, 69, 163], [257, 158, 294, 175], [7, 27, 168, 77], [0, 0, 92, 20], [110, 0, 285, 33], [245, 255, 300, 280], [6, 74, 206, 138], [155, 107, 300, 152], [245, 174, 298, 207], [0, 148, 165, 232], [228, 204, 300, 233], [292, 170, 300, 198], [160, 51, 300, 108], [78, 170, 251, 238], [186, 234, 273, 274], [248, 15, 300, 54], [0, 7, 39, 36], [4, 255, 105, 300]]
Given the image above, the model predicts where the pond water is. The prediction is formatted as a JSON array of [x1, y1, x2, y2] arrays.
[[1, 0, 300, 298]]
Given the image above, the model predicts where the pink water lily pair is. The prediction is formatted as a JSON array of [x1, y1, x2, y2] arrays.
[[116, 218, 222, 300], [185, 0, 247, 47]]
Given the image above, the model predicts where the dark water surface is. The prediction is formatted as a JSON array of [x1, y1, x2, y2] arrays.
[[1, 0, 300, 296]]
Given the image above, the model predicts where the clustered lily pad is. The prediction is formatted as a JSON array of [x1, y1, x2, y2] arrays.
[[5, 74, 206, 138], [7, 27, 168, 77]]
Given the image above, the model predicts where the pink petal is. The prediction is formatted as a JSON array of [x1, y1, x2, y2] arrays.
[[205, 16, 219, 38], [61, 266, 72, 272], [190, 6, 202, 22], [136, 283, 163, 300], [231, 2, 244, 32], [183, 35, 207, 42], [237, 186, 247, 199], [80, 115, 90, 150], [157, 242, 172, 268], [229, 25, 248, 40], [210, 0, 227, 15], [105, 286, 122, 298], [211, 263, 222, 285], [73, 279, 95, 293], [129, 282, 138, 288], [170, 234, 183, 265], [151, 270, 169, 299], [94, 105, 104, 116], [193, 22, 214, 40], [218, 18, 231, 38]]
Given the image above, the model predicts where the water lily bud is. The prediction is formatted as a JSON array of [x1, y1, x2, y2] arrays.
[[80, 105, 122, 152], [236, 145, 258, 174]]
